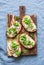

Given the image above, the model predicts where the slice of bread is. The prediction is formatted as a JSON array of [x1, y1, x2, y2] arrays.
[[22, 15, 36, 32], [6, 15, 21, 38], [19, 32, 36, 49], [7, 39, 21, 57]]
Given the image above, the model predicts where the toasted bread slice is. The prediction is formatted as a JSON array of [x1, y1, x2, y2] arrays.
[[6, 21, 21, 38], [22, 15, 36, 32], [7, 39, 21, 57], [11, 15, 21, 33], [19, 32, 36, 49]]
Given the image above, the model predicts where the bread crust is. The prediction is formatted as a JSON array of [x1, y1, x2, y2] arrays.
[[22, 15, 36, 32], [18, 32, 36, 49], [7, 39, 21, 57]]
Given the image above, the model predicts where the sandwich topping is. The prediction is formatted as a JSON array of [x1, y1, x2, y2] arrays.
[[22, 15, 36, 32], [19, 33, 35, 49], [7, 21, 21, 37], [8, 40, 21, 57], [13, 21, 19, 27], [13, 21, 21, 33], [7, 26, 17, 37]]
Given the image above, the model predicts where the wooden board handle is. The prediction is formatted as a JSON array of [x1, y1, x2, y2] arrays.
[[19, 6, 25, 18], [7, 14, 12, 27]]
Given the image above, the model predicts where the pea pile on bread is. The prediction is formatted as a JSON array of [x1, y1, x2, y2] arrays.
[[6, 6, 37, 58], [22, 15, 36, 32]]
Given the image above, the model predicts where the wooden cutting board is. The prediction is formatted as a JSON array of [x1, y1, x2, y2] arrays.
[[6, 6, 37, 56]]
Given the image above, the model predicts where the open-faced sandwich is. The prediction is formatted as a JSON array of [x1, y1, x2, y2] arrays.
[[19, 33, 35, 49], [22, 15, 36, 32], [6, 6, 37, 56], [6, 21, 21, 38], [7, 39, 21, 57]]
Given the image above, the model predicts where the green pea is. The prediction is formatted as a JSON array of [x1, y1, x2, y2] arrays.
[[14, 22, 19, 26], [24, 17, 30, 24], [11, 40, 18, 50], [27, 40, 33, 46], [7, 27, 17, 34], [20, 35, 26, 43]]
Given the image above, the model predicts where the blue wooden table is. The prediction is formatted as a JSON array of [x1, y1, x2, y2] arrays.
[[0, 0, 44, 65]]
